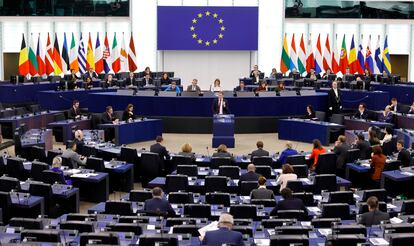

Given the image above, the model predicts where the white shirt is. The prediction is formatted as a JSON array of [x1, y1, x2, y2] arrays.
[[333, 88, 338, 98], [218, 98, 223, 115], [381, 134, 392, 145], [275, 173, 298, 192]]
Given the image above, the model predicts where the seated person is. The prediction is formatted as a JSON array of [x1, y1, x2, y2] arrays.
[[254, 80, 268, 93], [333, 135, 350, 173], [140, 74, 153, 87], [68, 99, 82, 120], [83, 77, 92, 89], [370, 145, 386, 185], [252, 70, 261, 84], [354, 103, 369, 120], [62, 142, 87, 169], [380, 70, 390, 83], [358, 196, 390, 226], [251, 176, 274, 200], [322, 68, 333, 79], [250, 64, 261, 78], [343, 67, 355, 82], [380, 127, 393, 145], [288, 68, 300, 79], [144, 187, 176, 216], [69, 69, 81, 89], [212, 144, 234, 161], [251, 141, 269, 159], [305, 104, 316, 119], [122, 103, 136, 122], [101, 106, 119, 124], [379, 105, 393, 123], [178, 143, 196, 161], [73, 130, 85, 154], [389, 98, 401, 113], [306, 68, 321, 80], [353, 134, 371, 160], [201, 213, 244, 246], [309, 139, 326, 171], [362, 68, 372, 89], [142, 66, 152, 77], [150, 136, 170, 161], [276, 82, 285, 92], [407, 102, 414, 114], [269, 68, 278, 79], [270, 188, 307, 216], [83, 67, 98, 80], [234, 81, 247, 92], [397, 140, 411, 167], [275, 164, 298, 192], [211, 78, 222, 92], [355, 76, 364, 89], [277, 141, 299, 165], [160, 72, 171, 85], [368, 130, 381, 146], [102, 74, 115, 88], [239, 164, 260, 186], [51, 156, 72, 185], [125, 72, 137, 87], [164, 81, 181, 93], [187, 79, 201, 93]]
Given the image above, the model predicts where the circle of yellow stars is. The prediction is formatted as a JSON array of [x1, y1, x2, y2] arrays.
[[190, 11, 225, 47]]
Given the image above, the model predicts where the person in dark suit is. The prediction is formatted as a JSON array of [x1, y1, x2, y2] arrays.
[[379, 105, 393, 123], [142, 67, 152, 77], [212, 91, 229, 115], [61, 142, 87, 168], [160, 73, 171, 85], [122, 104, 136, 122], [73, 130, 85, 154], [353, 134, 371, 160], [102, 74, 115, 88], [389, 98, 403, 113], [234, 81, 247, 92], [144, 187, 175, 216], [140, 74, 153, 87], [328, 81, 342, 115], [125, 72, 137, 86], [69, 69, 81, 89], [270, 188, 307, 216], [358, 196, 390, 226], [186, 79, 201, 93], [101, 106, 119, 124], [83, 67, 98, 80], [250, 64, 261, 78], [150, 136, 170, 161], [250, 176, 274, 200], [333, 135, 350, 176], [289, 68, 301, 79], [305, 104, 316, 119], [305, 68, 321, 80], [251, 141, 270, 159], [68, 100, 81, 120], [397, 140, 411, 167], [251, 70, 261, 84], [212, 144, 234, 161], [238, 164, 260, 186], [354, 103, 369, 120], [201, 213, 244, 246]]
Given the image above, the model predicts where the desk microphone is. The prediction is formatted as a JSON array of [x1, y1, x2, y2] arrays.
[[206, 146, 210, 158]]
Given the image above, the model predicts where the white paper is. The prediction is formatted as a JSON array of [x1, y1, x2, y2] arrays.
[[147, 224, 155, 230], [318, 228, 332, 236], [71, 173, 98, 178], [386, 204, 397, 209], [254, 239, 270, 246], [198, 221, 218, 238], [390, 217, 403, 224], [401, 171, 414, 176], [301, 221, 311, 226], [307, 207, 321, 213], [313, 195, 322, 201], [369, 238, 389, 245]]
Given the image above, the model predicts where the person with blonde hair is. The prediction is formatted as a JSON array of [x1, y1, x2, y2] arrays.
[[275, 164, 297, 192], [178, 143, 195, 161], [277, 141, 298, 166], [51, 156, 72, 185]]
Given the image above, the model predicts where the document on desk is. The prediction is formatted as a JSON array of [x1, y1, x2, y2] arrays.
[[65, 169, 81, 175], [254, 239, 270, 246], [307, 207, 321, 214], [71, 173, 98, 178], [198, 221, 219, 238], [318, 228, 332, 237], [401, 171, 414, 176], [298, 178, 312, 184], [369, 238, 389, 245], [361, 163, 371, 168], [390, 217, 403, 224]]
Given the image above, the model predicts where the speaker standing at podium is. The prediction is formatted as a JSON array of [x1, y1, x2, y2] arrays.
[[212, 91, 229, 115]]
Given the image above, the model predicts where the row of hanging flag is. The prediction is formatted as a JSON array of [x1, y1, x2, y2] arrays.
[[280, 34, 392, 76], [18, 32, 138, 77]]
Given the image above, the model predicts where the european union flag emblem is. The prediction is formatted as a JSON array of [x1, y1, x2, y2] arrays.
[[157, 6, 258, 50]]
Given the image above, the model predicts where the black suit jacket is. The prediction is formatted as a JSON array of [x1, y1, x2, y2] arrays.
[[328, 88, 342, 113], [358, 210, 390, 227], [334, 143, 350, 169], [101, 112, 115, 124], [140, 78, 154, 87], [354, 110, 369, 120], [398, 149, 411, 167], [122, 111, 136, 121], [125, 77, 137, 86], [408, 108, 414, 115], [144, 197, 175, 216], [238, 171, 260, 186], [251, 148, 270, 159], [150, 143, 170, 161], [68, 107, 81, 119], [83, 71, 98, 80], [270, 198, 307, 216], [212, 98, 229, 114], [355, 140, 371, 160], [251, 76, 260, 84]]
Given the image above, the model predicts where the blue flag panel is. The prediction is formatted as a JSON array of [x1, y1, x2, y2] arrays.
[[157, 6, 258, 50]]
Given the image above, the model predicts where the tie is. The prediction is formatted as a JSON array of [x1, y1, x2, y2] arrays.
[[219, 99, 223, 114]]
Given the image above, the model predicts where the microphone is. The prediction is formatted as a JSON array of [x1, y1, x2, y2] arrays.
[[206, 146, 210, 158]]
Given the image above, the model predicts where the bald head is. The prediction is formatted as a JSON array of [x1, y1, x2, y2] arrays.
[[247, 164, 256, 172]]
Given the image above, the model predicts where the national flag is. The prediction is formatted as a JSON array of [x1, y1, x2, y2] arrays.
[[18, 34, 29, 76], [52, 33, 63, 75], [374, 35, 382, 74], [86, 33, 94, 70], [364, 35, 374, 74], [357, 35, 365, 74], [339, 34, 348, 74], [78, 33, 87, 74], [111, 33, 121, 74], [322, 34, 332, 71], [69, 33, 78, 72], [103, 33, 111, 74], [289, 34, 298, 71], [315, 34, 323, 74], [36, 33, 46, 76], [45, 33, 54, 75], [306, 34, 315, 73], [61, 32, 70, 74], [331, 34, 340, 74], [128, 33, 138, 72], [28, 34, 39, 76], [382, 35, 392, 75], [348, 35, 358, 74], [280, 33, 289, 74], [94, 33, 103, 74], [120, 33, 128, 72], [298, 34, 306, 74]]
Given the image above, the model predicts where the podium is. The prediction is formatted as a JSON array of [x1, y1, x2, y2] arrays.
[[212, 114, 235, 148]]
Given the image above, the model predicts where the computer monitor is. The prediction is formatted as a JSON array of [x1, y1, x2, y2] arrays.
[[21, 230, 61, 243], [388, 233, 414, 246], [138, 234, 179, 246], [269, 234, 309, 246], [79, 232, 119, 246]]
